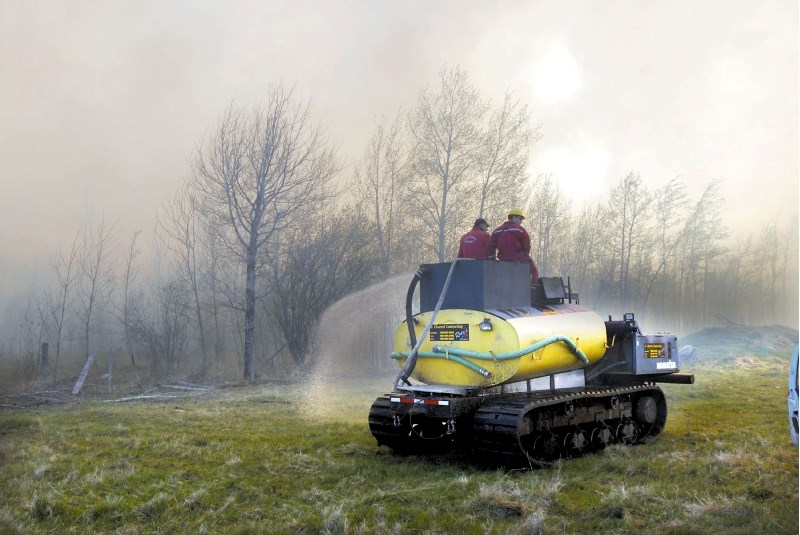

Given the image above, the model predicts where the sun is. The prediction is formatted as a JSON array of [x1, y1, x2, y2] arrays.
[[534, 45, 581, 103], [537, 144, 609, 201]]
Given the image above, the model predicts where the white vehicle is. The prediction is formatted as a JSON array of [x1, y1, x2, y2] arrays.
[[789, 343, 798, 447]]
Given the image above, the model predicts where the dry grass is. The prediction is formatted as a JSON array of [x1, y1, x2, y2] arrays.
[[0, 365, 797, 534]]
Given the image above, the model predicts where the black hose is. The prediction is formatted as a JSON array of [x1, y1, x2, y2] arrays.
[[393, 261, 459, 390], [395, 269, 424, 388], [406, 270, 423, 348]]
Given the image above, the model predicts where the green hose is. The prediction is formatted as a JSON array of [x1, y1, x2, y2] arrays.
[[391, 351, 492, 378], [434, 336, 589, 364], [391, 335, 589, 378]]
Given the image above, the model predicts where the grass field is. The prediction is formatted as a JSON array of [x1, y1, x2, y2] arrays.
[[1, 359, 797, 534]]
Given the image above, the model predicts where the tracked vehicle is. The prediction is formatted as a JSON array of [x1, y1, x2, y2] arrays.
[[369, 260, 694, 466]]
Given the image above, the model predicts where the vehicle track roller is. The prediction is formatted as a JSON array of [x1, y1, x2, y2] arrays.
[[590, 424, 613, 448], [615, 420, 638, 444], [564, 428, 587, 453], [530, 432, 560, 459]]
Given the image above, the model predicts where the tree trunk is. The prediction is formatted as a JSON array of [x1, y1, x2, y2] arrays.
[[288, 340, 307, 375], [193, 285, 207, 376], [243, 253, 257, 382]]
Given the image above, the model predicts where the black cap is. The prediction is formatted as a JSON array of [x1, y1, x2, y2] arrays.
[[474, 218, 488, 227]]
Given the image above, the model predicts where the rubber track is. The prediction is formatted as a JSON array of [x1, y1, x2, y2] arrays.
[[472, 384, 664, 464], [368, 394, 433, 453], [368, 395, 409, 450]]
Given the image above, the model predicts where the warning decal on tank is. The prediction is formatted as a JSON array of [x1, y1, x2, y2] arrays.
[[429, 324, 470, 342], [644, 343, 665, 358]]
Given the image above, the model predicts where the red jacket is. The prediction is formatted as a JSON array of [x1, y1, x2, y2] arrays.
[[486, 220, 539, 283], [458, 226, 491, 260]]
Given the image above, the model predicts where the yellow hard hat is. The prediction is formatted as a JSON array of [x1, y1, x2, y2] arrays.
[[508, 208, 526, 220]]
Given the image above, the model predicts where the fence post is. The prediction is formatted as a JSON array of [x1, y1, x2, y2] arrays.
[[40, 342, 49, 387], [107, 354, 113, 394]]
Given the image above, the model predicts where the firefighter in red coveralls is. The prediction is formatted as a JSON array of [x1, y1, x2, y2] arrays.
[[457, 218, 490, 259], [486, 208, 540, 283]]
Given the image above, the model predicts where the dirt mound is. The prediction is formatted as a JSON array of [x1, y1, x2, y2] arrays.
[[680, 324, 798, 365]]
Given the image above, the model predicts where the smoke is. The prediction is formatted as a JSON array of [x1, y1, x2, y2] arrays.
[[1, 1, 796, 264]]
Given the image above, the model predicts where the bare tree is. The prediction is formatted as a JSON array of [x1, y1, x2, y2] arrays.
[[116, 230, 144, 388], [131, 278, 191, 379], [118, 231, 141, 347], [354, 113, 406, 278], [563, 203, 609, 306], [604, 172, 653, 309], [640, 177, 688, 311], [203, 233, 227, 379], [45, 229, 81, 383], [719, 236, 757, 325], [677, 178, 728, 328], [191, 84, 340, 381], [268, 210, 378, 372], [18, 294, 44, 373], [75, 217, 117, 360], [778, 216, 799, 324], [752, 218, 799, 324], [527, 173, 571, 276], [476, 92, 537, 218], [158, 183, 208, 375], [405, 65, 487, 261]]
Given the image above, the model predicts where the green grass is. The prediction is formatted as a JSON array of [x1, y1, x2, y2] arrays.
[[0, 364, 797, 534]]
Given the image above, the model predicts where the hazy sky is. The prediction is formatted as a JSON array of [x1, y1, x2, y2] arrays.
[[1, 1, 797, 271]]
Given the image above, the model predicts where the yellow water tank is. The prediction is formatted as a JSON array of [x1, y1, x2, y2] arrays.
[[393, 303, 608, 387]]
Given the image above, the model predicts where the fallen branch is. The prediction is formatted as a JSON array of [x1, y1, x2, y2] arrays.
[[72, 352, 97, 395], [101, 394, 200, 403]]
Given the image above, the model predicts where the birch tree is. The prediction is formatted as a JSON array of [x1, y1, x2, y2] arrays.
[[476, 92, 537, 218], [527, 173, 571, 276], [405, 65, 486, 261], [354, 113, 405, 278], [604, 172, 653, 309]]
